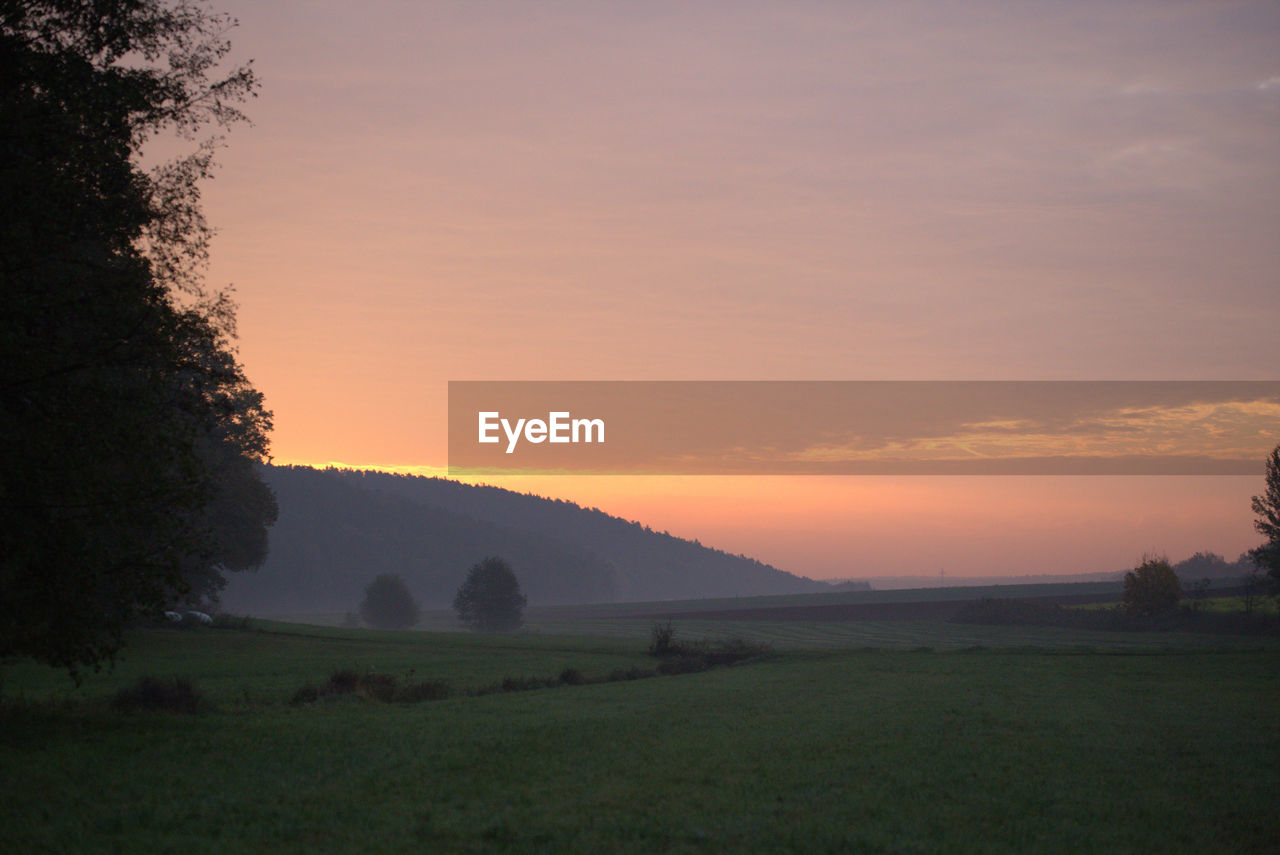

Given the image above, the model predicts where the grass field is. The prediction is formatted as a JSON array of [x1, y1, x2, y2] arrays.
[[293, 605, 1274, 653], [1195, 595, 1278, 616], [3, 621, 1278, 853]]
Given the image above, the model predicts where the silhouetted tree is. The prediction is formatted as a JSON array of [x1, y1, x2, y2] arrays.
[[453, 556, 527, 632], [1247, 444, 1280, 595], [0, 1, 270, 679], [1122, 557, 1182, 616], [359, 574, 420, 630]]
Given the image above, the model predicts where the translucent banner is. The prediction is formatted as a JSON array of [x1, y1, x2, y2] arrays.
[[447, 381, 1280, 476]]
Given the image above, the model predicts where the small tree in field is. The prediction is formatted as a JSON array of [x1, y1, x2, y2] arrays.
[[1123, 557, 1182, 616], [359, 574, 420, 630], [453, 557, 527, 633]]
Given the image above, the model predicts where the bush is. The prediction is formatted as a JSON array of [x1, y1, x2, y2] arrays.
[[112, 677, 204, 714], [290, 683, 320, 705], [648, 623, 771, 667], [1124, 557, 1182, 616], [500, 676, 546, 693], [359, 574, 420, 630], [607, 666, 655, 682], [558, 668, 586, 686], [359, 673, 398, 702], [326, 669, 361, 694], [657, 655, 710, 675], [648, 621, 677, 656], [396, 680, 452, 702], [290, 669, 443, 705]]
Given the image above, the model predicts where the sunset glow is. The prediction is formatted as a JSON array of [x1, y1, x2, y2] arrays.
[[201, 0, 1278, 580]]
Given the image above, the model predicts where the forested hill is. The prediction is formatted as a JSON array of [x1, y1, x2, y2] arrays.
[[219, 466, 829, 615]]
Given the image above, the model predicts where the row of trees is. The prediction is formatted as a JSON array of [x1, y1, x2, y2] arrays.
[[360, 557, 527, 633], [1122, 446, 1280, 616], [380, 449, 1280, 627]]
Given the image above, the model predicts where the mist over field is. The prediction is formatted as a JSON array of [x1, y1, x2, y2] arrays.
[[220, 465, 836, 615], [219, 465, 1265, 622]]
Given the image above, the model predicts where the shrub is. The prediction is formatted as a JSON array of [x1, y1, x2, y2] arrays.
[[396, 680, 452, 702], [359, 672, 398, 702], [649, 624, 771, 667], [112, 677, 204, 714], [648, 621, 677, 656], [607, 666, 655, 682], [501, 676, 531, 692], [326, 669, 361, 694], [1124, 557, 1182, 616], [290, 669, 423, 705], [290, 683, 320, 705], [658, 655, 710, 675], [359, 574, 420, 630], [558, 667, 586, 686]]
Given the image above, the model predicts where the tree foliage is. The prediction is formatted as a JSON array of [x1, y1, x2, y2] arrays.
[[1247, 444, 1280, 593], [453, 556, 527, 633], [0, 0, 273, 679], [1122, 557, 1182, 616], [359, 574, 420, 631]]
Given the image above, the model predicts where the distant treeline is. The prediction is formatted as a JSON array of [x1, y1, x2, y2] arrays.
[[1167, 550, 1261, 585], [219, 466, 828, 615]]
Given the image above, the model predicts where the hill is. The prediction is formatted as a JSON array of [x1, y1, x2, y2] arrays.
[[219, 466, 827, 614]]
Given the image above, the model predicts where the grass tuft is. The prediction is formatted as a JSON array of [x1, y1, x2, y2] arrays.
[[112, 676, 204, 714]]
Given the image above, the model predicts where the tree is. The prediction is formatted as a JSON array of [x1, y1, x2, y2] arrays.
[[0, 1, 272, 679], [359, 574, 420, 630], [1122, 557, 1182, 616], [1247, 444, 1280, 595], [453, 556, 527, 632]]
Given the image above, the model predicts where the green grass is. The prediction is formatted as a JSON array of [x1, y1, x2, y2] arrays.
[[0, 622, 654, 708], [1194, 595, 1278, 616], [262, 609, 1280, 651], [3, 623, 1278, 853], [516, 616, 1280, 650]]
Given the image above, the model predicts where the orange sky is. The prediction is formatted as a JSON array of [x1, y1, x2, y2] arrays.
[[190, 1, 1278, 580]]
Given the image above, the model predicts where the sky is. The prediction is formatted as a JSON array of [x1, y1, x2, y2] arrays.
[[192, 0, 1278, 581]]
